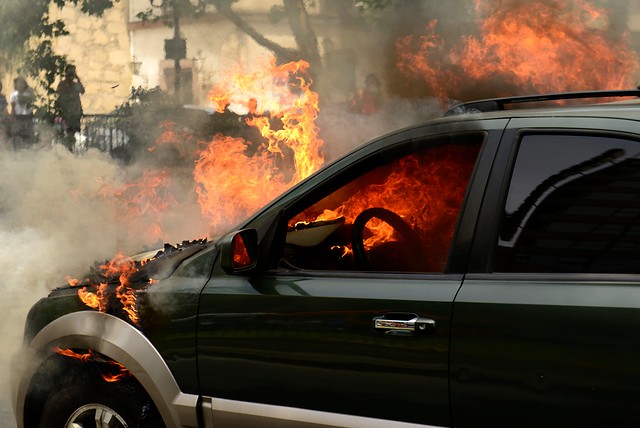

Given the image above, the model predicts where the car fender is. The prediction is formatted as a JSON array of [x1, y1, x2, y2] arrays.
[[14, 310, 199, 428]]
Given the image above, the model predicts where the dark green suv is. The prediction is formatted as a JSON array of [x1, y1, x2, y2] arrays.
[[13, 90, 640, 427]]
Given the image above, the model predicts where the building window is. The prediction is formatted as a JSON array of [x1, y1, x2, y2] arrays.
[[160, 59, 195, 104]]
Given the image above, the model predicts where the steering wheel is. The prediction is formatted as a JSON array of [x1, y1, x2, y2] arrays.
[[351, 207, 420, 270]]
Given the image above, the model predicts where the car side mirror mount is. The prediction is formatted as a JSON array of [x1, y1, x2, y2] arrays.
[[220, 229, 258, 274]]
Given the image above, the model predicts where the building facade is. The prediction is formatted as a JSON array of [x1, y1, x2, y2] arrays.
[[49, 0, 382, 114]]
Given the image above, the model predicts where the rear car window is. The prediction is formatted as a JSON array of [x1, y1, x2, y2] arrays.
[[495, 133, 640, 273]]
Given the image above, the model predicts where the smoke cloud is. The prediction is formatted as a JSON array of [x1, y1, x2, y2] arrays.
[[0, 143, 211, 425]]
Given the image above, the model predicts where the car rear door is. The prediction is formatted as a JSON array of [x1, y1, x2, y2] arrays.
[[451, 117, 640, 426], [197, 123, 505, 427]]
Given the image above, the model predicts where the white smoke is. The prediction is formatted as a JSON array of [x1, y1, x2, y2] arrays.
[[318, 97, 444, 161], [0, 143, 206, 426]]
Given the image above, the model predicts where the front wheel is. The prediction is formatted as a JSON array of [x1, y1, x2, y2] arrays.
[[39, 371, 164, 428]]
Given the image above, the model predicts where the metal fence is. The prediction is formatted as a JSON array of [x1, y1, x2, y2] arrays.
[[74, 114, 131, 153], [1, 113, 132, 154]]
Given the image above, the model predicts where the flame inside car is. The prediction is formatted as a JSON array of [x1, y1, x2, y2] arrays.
[[288, 145, 480, 272]]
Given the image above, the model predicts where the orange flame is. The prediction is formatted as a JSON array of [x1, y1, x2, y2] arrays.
[[209, 56, 311, 115], [196, 56, 324, 235], [55, 347, 132, 383], [397, 0, 639, 101], [193, 135, 290, 234], [148, 120, 193, 159], [68, 57, 325, 328], [98, 169, 178, 240], [290, 144, 480, 271], [74, 252, 144, 325], [78, 283, 109, 312]]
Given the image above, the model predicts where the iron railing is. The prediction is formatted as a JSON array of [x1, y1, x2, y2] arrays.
[[74, 114, 131, 152], [1, 114, 133, 153]]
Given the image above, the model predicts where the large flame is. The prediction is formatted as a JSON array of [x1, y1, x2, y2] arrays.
[[74, 57, 325, 320], [196, 56, 324, 235], [290, 144, 480, 271], [92, 57, 323, 241], [397, 0, 639, 101]]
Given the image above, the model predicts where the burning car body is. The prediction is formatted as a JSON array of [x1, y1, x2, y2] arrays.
[[10, 1, 640, 426], [13, 88, 640, 427]]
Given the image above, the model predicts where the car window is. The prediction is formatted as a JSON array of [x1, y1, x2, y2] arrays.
[[281, 136, 483, 273], [495, 133, 640, 273]]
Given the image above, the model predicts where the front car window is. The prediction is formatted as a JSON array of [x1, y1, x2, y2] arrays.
[[281, 135, 483, 272], [495, 133, 640, 273]]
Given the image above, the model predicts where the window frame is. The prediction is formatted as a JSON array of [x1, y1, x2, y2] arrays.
[[271, 131, 489, 274]]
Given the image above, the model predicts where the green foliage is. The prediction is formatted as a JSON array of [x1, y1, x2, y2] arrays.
[[0, 0, 119, 120], [109, 86, 181, 161], [53, 0, 117, 16], [23, 39, 68, 118], [113, 86, 178, 116], [0, 0, 49, 65]]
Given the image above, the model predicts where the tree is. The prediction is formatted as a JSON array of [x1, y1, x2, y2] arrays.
[[208, 0, 428, 97], [210, 0, 321, 81], [0, 0, 118, 118], [0, 0, 394, 116], [137, 0, 322, 87]]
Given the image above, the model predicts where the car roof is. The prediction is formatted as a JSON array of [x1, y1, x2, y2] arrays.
[[443, 89, 640, 121]]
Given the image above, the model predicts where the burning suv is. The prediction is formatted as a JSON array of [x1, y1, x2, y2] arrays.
[[13, 90, 640, 427]]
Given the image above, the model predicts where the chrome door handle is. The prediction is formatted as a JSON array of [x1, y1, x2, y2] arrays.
[[372, 312, 436, 335]]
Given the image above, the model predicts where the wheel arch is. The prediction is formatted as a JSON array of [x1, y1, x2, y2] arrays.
[[15, 310, 199, 428]]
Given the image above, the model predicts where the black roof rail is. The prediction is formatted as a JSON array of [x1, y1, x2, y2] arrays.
[[444, 89, 640, 116]]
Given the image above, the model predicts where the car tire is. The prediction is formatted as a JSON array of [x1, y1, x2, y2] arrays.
[[38, 371, 164, 428]]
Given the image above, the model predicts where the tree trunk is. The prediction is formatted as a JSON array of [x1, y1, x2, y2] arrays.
[[282, 0, 322, 69], [211, 0, 299, 64], [211, 0, 323, 84]]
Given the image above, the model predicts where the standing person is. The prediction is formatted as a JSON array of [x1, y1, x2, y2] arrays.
[[56, 65, 85, 149], [0, 82, 8, 148], [9, 76, 36, 149], [0, 82, 7, 115]]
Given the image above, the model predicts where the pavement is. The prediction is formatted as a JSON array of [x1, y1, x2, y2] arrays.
[[0, 412, 15, 428], [0, 397, 15, 428]]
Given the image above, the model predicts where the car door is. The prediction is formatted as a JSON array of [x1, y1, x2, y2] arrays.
[[451, 117, 640, 427], [196, 127, 498, 427]]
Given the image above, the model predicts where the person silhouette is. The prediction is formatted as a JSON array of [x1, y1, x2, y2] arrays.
[[56, 65, 85, 147], [9, 76, 36, 149]]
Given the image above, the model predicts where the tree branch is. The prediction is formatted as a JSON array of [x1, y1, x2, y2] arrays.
[[211, 0, 300, 64]]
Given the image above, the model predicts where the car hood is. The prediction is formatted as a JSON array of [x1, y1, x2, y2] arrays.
[[56, 239, 210, 292]]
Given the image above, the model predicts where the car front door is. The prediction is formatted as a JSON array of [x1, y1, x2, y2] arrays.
[[197, 129, 493, 427]]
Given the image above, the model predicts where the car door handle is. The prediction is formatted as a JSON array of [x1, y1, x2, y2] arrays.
[[372, 312, 436, 336]]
